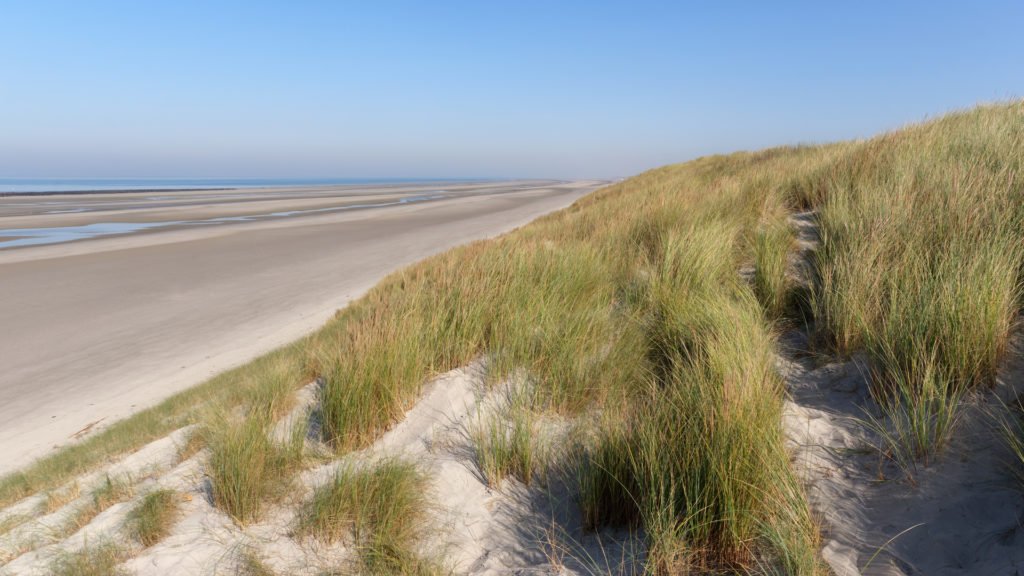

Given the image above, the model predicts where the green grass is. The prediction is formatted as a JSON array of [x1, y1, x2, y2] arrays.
[[469, 388, 538, 488], [579, 226, 821, 573], [297, 459, 441, 573], [48, 541, 129, 576], [801, 102, 1024, 460], [127, 489, 179, 547], [203, 354, 306, 524], [753, 217, 796, 319], [204, 415, 304, 524]]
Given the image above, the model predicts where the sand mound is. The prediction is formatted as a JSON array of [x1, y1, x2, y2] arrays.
[[0, 363, 641, 575]]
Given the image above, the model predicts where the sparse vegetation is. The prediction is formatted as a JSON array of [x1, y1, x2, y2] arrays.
[[48, 541, 129, 576], [997, 397, 1024, 488], [470, 388, 538, 488], [44, 483, 81, 514], [0, 345, 309, 508], [236, 546, 278, 576], [298, 459, 440, 573], [127, 489, 179, 547], [50, 476, 135, 539], [0, 513, 30, 537]]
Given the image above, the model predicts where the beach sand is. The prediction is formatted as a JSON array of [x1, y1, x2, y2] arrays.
[[0, 180, 603, 475]]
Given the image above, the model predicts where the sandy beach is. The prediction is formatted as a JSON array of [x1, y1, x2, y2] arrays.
[[0, 180, 602, 475]]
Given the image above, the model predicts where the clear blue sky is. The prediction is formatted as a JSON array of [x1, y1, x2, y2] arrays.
[[1, 1, 1021, 179]]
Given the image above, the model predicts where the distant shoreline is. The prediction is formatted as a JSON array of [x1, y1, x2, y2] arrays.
[[0, 187, 236, 198], [0, 178, 504, 198]]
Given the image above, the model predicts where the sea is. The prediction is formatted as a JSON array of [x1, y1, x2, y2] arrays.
[[0, 178, 466, 195]]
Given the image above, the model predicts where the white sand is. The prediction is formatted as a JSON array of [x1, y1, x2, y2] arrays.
[[0, 363, 641, 575]]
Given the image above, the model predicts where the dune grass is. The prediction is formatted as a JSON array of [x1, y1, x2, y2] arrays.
[[127, 489, 179, 547], [48, 541, 129, 576], [298, 459, 441, 573], [201, 353, 307, 524], [43, 483, 81, 514], [753, 217, 797, 320], [204, 414, 304, 524], [470, 409, 535, 489], [41, 475, 136, 543], [801, 102, 1024, 460], [579, 215, 821, 573], [70, 475, 134, 529]]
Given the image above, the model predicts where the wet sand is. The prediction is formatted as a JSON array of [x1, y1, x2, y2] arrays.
[[0, 180, 603, 474]]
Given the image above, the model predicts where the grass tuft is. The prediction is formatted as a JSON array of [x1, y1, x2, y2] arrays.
[[298, 459, 440, 573], [236, 546, 278, 576], [470, 388, 537, 488], [204, 414, 303, 524], [127, 489, 180, 547], [49, 541, 129, 576]]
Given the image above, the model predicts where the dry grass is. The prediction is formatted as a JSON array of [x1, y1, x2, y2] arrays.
[[44, 483, 81, 514], [236, 546, 278, 576], [48, 541, 129, 576], [56, 476, 134, 538], [997, 396, 1024, 488], [297, 459, 441, 573], [0, 513, 30, 537], [127, 489, 180, 547]]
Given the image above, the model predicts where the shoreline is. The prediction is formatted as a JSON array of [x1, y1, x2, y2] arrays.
[[0, 178, 504, 198], [0, 180, 602, 475]]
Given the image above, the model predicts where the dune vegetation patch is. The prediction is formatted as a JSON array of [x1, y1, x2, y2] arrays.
[[297, 459, 441, 574], [126, 489, 180, 548], [47, 541, 129, 576]]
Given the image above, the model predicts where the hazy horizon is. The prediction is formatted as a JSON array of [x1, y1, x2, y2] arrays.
[[2, 1, 1022, 180]]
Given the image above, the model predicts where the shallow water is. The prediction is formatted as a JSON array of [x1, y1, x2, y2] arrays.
[[0, 177, 465, 194], [0, 193, 449, 249]]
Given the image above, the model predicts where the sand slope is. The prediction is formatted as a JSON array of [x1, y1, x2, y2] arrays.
[[0, 362, 641, 575]]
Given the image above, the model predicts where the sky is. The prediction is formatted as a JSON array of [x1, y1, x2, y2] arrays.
[[1, 1, 1022, 180]]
